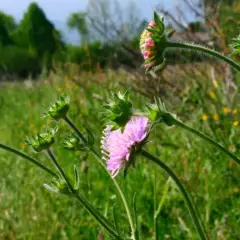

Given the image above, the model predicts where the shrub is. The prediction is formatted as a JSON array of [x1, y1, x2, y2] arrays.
[[0, 45, 40, 78]]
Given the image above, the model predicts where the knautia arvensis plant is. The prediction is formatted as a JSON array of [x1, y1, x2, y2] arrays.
[[2, 10, 240, 240], [140, 11, 240, 72]]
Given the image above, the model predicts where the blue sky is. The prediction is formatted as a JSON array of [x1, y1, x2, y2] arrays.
[[0, 0, 180, 22], [0, 0, 194, 43]]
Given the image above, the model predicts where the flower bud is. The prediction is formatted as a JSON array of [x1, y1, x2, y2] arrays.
[[231, 33, 240, 56], [44, 95, 70, 120], [44, 177, 71, 194], [62, 134, 86, 151], [25, 127, 57, 152], [140, 12, 167, 72], [103, 89, 133, 130], [150, 98, 177, 126]]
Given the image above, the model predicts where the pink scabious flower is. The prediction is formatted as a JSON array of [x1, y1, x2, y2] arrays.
[[145, 61, 155, 69], [149, 20, 156, 28], [140, 20, 157, 70], [145, 38, 155, 46], [101, 116, 150, 177]]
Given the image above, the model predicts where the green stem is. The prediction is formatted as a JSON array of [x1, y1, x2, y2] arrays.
[[63, 116, 87, 144], [155, 177, 171, 219], [167, 41, 240, 72], [46, 148, 121, 240], [141, 150, 208, 240], [172, 118, 240, 166], [153, 167, 157, 240], [0, 143, 57, 178], [63, 116, 137, 240]]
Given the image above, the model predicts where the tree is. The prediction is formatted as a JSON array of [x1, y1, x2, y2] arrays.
[[0, 11, 17, 32], [0, 17, 13, 45], [67, 12, 89, 44], [17, 2, 63, 59]]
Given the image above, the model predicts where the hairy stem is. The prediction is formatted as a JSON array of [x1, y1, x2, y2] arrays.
[[167, 41, 240, 72], [63, 116, 137, 240], [141, 150, 208, 240], [172, 118, 240, 166], [46, 148, 121, 240], [0, 143, 57, 177]]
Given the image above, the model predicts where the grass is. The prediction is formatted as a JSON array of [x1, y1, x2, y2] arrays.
[[1, 69, 240, 239]]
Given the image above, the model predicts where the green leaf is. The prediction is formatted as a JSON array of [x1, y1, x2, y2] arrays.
[[144, 56, 155, 65], [153, 11, 165, 33], [43, 183, 58, 193], [74, 165, 80, 190], [83, 125, 95, 146], [132, 192, 138, 233], [112, 205, 121, 237], [147, 28, 160, 34]]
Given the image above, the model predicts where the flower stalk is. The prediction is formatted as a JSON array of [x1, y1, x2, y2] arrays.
[[140, 11, 240, 72], [63, 115, 137, 240], [141, 150, 208, 240], [154, 97, 240, 166], [0, 142, 57, 177], [166, 41, 240, 72], [46, 148, 122, 240], [171, 117, 240, 166]]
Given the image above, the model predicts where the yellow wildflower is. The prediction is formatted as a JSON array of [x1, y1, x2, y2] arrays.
[[233, 120, 239, 126], [213, 114, 219, 121], [202, 114, 208, 121], [232, 108, 238, 115], [209, 91, 216, 99], [223, 107, 230, 114], [57, 88, 62, 93], [212, 80, 218, 88]]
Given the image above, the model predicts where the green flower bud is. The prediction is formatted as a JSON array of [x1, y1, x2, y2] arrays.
[[44, 95, 70, 120], [62, 134, 87, 151], [103, 89, 133, 130], [44, 177, 70, 194], [146, 103, 159, 122], [153, 98, 177, 126], [25, 127, 57, 152], [44, 166, 80, 194], [231, 33, 240, 56]]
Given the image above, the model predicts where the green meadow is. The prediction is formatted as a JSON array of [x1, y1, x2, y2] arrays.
[[1, 69, 240, 239]]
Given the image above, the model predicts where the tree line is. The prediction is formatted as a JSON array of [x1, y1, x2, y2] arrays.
[[0, 0, 238, 79], [0, 1, 145, 79]]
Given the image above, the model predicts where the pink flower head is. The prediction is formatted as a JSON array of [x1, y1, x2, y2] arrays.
[[142, 51, 153, 60], [101, 116, 150, 177], [142, 50, 149, 57], [145, 38, 155, 47], [149, 20, 156, 28], [145, 61, 155, 69], [147, 31, 152, 37]]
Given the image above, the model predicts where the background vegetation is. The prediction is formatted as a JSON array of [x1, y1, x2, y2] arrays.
[[1, 0, 240, 239]]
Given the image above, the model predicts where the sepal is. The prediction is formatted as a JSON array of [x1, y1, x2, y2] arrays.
[[25, 127, 58, 152]]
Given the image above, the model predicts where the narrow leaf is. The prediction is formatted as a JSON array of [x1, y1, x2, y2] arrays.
[[43, 183, 59, 193], [74, 165, 80, 190], [112, 205, 121, 237], [83, 125, 95, 146], [154, 11, 165, 33]]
